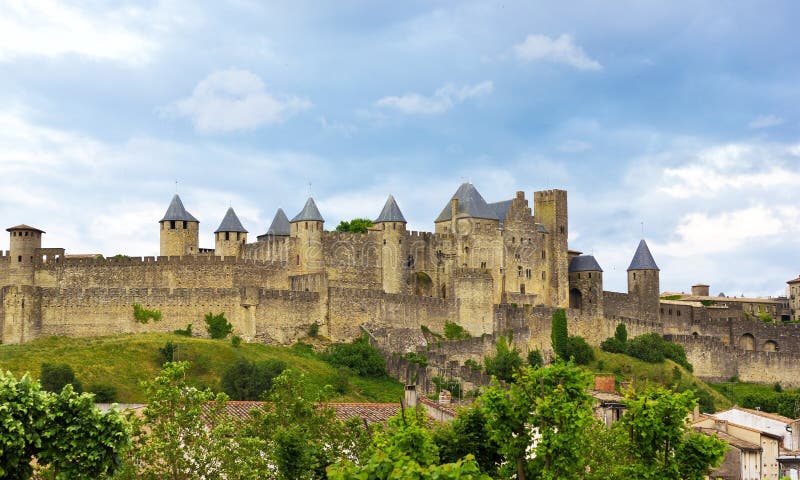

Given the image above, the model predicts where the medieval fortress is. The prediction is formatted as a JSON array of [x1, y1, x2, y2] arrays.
[[2, 184, 800, 385]]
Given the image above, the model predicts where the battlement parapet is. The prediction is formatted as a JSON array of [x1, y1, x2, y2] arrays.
[[328, 287, 450, 307], [607, 314, 664, 331], [406, 230, 436, 240], [39, 254, 285, 269]]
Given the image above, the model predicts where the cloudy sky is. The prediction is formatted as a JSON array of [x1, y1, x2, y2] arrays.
[[1, 0, 798, 295]]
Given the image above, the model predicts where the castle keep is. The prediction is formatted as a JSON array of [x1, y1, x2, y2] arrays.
[[2, 184, 798, 385]]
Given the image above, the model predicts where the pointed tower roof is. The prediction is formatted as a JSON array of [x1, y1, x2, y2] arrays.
[[435, 183, 499, 222], [214, 207, 248, 233], [374, 195, 407, 223], [569, 255, 603, 273], [627, 239, 659, 271], [264, 208, 291, 236], [291, 197, 324, 222], [160, 194, 199, 223]]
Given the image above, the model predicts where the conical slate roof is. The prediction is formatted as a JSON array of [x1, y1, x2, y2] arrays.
[[435, 183, 499, 222], [374, 195, 407, 223], [627, 239, 659, 271], [264, 208, 291, 236], [569, 255, 603, 273], [291, 197, 324, 222], [214, 207, 248, 233], [160, 194, 199, 223]]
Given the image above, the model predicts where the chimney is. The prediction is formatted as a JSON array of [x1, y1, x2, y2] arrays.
[[404, 385, 417, 408]]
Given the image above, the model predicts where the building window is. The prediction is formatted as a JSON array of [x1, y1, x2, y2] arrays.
[[225, 232, 230, 241], [407, 255, 415, 268], [480, 261, 487, 269], [520, 284, 526, 294], [383, 239, 386, 245], [588, 273, 592, 279], [170, 220, 175, 230], [183, 222, 187, 229], [542, 250, 545, 259], [559, 226, 564, 234], [18, 255, 22, 262], [526, 269, 531, 279], [677, 310, 682, 317], [518, 266, 523, 277], [541, 271, 546, 280]]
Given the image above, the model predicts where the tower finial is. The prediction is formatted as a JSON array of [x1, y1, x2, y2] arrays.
[[641, 221, 644, 237], [307, 182, 313, 197], [175, 179, 178, 194]]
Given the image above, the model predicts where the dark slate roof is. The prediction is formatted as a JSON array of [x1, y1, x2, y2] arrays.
[[264, 208, 290, 236], [569, 255, 603, 272], [214, 207, 248, 233], [627, 239, 659, 271], [6, 224, 45, 233], [160, 194, 199, 223], [374, 195, 407, 223], [488, 199, 513, 222], [291, 197, 324, 222], [435, 183, 499, 222]]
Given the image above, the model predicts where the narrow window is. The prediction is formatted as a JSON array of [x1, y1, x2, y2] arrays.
[[236, 232, 240, 240], [520, 284, 526, 294], [305, 222, 308, 230], [578, 273, 581, 279], [633, 272, 636, 280], [480, 261, 486, 269], [170, 220, 175, 229], [541, 271, 546, 280], [518, 266, 523, 277], [559, 226, 564, 234], [677, 310, 682, 317], [589, 273, 592, 279], [383, 239, 386, 245], [542, 250, 545, 259], [393, 223, 396, 230], [183, 222, 187, 230], [18, 255, 22, 262], [225, 232, 230, 241], [296, 255, 300, 265]]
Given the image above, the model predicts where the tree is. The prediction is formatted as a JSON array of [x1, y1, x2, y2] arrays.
[[483, 335, 523, 382], [40, 362, 82, 393], [328, 406, 489, 479], [550, 308, 568, 360], [221, 358, 287, 400], [626, 333, 693, 371], [482, 362, 596, 480], [335, 218, 374, 233], [564, 336, 594, 365], [433, 404, 502, 476], [527, 349, 543, 369], [321, 334, 387, 377], [614, 387, 726, 479], [0, 371, 129, 480], [614, 323, 628, 343], [204, 312, 233, 339]]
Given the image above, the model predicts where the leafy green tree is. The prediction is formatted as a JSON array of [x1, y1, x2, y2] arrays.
[[89, 383, 118, 403], [614, 387, 726, 479], [335, 218, 374, 233], [0, 371, 129, 480], [550, 308, 568, 360], [221, 358, 287, 400], [564, 335, 595, 365], [433, 404, 502, 476], [321, 334, 387, 377], [483, 335, 523, 383], [204, 312, 233, 339], [626, 333, 693, 371], [482, 362, 596, 480], [40, 362, 82, 393], [527, 349, 543, 368], [600, 336, 627, 354], [614, 323, 628, 343], [328, 406, 489, 479]]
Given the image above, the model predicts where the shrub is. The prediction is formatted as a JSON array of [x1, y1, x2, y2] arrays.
[[89, 383, 117, 403], [221, 358, 287, 400], [444, 322, 470, 340], [40, 363, 82, 393], [308, 322, 320, 337], [464, 358, 482, 372], [321, 335, 387, 378], [403, 352, 428, 367], [600, 337, 627, 354], [133, 303, 162, 323], [330, 368, 350, 395], [159, 341, 179, 365], [564, 336, 594, 365], [551, 308, 568, 360], [231, 335, 242, 348], [626, 333, 693, 371], [484, 336, 522, 382], [204, 312, 233, 339], [614, 323, 628, 343], [174, 323, 192, 336], [432, 376, 461, 399], [527, 349, 543, 368]]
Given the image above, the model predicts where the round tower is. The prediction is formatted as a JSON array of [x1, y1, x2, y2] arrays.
[[627, 239, 660, 322], [568, 254, 603, 313], [375, 195, 407, 294], [159, 194, 199, 257], [214, 207, 248, 258], [6, 225, 43, 285], [290, 197, 325, 274]]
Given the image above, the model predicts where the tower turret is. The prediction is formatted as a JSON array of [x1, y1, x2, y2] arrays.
[[214, 207, 248, 258], [568, 254, 603, 313], [374, 195, 407, 294], [290, 197, 325, 274], [533, 189, 569, 308], [6, 225, 43, 285], [627, 239, 660, 322], [159, 194, 199, 256]]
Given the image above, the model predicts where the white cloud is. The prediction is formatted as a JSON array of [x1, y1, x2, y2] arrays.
[[374, 81, 493, 115], [0, 0, 161, 65], [748, 114, 784, 129], [513, 34, 602, 71], [164, 69, 312, 133]]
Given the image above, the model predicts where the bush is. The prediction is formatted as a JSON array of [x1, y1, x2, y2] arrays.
[[308, 322, 320, 337], [484, 336, 522, 382], [465, 359, 482, 372], [330, 368, 350, 395], [174, 323, 192, 336], [132, 303, 162, 323], [204, 312, 233, 339], [159, 341, 179, 365], [626, 333, 693, 371], [231, 335, 242, 348], [564, 336, 594, 365], [321, 335, 387, 378], [551, 308, 568, 360], [40, 363, 82, 393], [403, 352, 428, 367], [221, 358, 287, 400], [89, 383, 117, 403], [600, 337, 627, 354], [527, 349, 543, 368], [614, 323, 628, 343], [444, 322, 470, 340]]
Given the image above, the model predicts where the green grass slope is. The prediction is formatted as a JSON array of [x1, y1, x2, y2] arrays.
[[0, 333, 404, 403]]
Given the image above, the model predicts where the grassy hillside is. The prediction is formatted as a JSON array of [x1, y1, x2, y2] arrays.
[[0, 333, 404, 403]]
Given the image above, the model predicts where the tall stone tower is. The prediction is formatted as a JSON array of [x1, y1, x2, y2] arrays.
[[533, 189, 569, 307], [159, 194, 199, 257], [374, 195, 407, 294], [568, 254, 603, 314], [6, 225, 43, 285], [290, 197, 325, 274], [214, 207, 248, 258], [627, 239, 660, 322]]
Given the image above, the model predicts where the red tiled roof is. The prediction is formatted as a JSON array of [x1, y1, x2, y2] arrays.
[[788, 276, 800, 285], [695, 427, 762, 451]]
